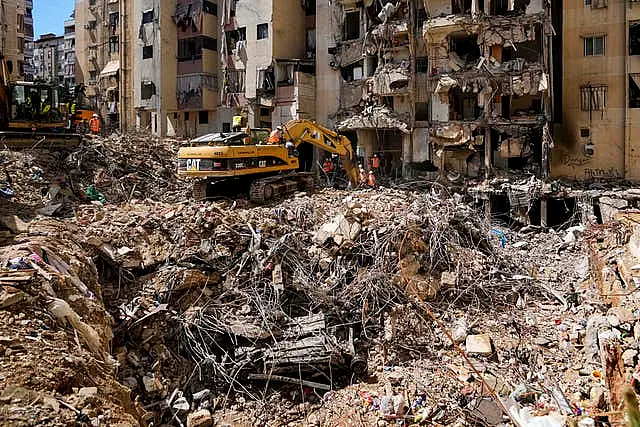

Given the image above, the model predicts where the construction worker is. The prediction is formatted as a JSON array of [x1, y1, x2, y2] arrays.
[[66, 101, 77, 116], [359, 166, 367, 186], [232, 114, 243, 132], [322, 157, 335, 174], [89, 114, 101, 135], [267, 126, 283, 144], [285, 140, 295, 156], [367, 170, 377, 188], [65, 101, 77, 129], [371, 153, 380, 174]]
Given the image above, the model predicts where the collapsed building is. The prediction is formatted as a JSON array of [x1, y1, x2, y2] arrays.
[[424, 0, 552, 179], [317, 0, 420, 177], [315, 0, 553, 181]]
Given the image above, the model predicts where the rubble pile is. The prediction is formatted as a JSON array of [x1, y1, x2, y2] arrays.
[[0, 133, 186, 217], [68, 187, 590, 426], [1, 134, 639, 426], [0, 219, 138, 425]]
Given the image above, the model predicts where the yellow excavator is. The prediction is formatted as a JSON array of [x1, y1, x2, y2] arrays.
[[177, 119, 360, 202], [0, 57, 81, 148]]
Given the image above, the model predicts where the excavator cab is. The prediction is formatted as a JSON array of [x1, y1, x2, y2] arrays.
[[8, 82, 66, 129]]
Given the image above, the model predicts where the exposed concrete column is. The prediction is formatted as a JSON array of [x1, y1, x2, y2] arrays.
[[484, 0, 491, 14], [484, 198, 492, 224], [484, 128, 492, 178], [540, 198, 548, 228]]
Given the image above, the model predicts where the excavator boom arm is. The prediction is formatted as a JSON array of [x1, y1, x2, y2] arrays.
[[282, 119, 360, 186]]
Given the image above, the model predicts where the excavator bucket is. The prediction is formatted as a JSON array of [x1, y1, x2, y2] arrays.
[[0, 131, 82, 149]]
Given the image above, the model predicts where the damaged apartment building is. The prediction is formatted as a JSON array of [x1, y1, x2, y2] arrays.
[[316, 0, 553, 178], [218, 0, 316, 135], [424, 0, 553, 179], [317, 0, 421, 177]]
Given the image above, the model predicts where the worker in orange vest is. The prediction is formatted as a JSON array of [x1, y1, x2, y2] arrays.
[[367, 170, 376, 188], [89, 114, 101, 135], [371, 153, 380, 173], [267, 126, 283, 144], [359, 166, 367, 186], [322, 157, 334, 174]]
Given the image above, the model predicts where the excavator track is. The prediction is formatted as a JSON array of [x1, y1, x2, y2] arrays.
[[249, 173, 315, 203], [0, 131, 82, 149]]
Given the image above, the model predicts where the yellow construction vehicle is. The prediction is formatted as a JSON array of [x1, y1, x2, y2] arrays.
[[0, 58, 81, 148], [177, 119, 360, 202]]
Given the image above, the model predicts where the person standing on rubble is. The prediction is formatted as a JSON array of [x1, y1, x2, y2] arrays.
[[359, 166, 367, 186], [89, 114, 101, 135], [371, 153, 381, 175], [367, 170, 376, 188]]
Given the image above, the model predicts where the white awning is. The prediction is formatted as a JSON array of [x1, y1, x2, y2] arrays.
[[100, 60, 120, 78]]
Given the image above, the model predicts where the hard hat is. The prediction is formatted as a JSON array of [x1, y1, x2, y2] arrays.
[[92, 113, 98, 118], [276, 126, 282, 130], [369, 171, 374, 174]]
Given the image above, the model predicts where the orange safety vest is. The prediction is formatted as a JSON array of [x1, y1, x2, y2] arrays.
[[267, 129, 281, 144], [367, 172, 376, 187], [89, 118, 100, 133], [372, 156, 380, 169]]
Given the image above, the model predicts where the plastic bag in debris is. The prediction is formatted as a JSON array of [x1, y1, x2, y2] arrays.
[[0, 186, 14, 199], [507, 398, 564, 427], [85, 185, 106, 203], [491, 228, 507, 248], [47, 298, 114, 365]]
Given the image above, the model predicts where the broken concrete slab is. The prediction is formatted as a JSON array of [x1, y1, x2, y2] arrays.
[[0, 286, 28, 309], [0, 216, 29, 234], [187, 409, 213, 427], [465, 334, 493, 356]]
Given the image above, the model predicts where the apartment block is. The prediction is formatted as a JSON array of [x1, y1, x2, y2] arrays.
[[316, 0, 426, 177], [130, 1, 174, 135], [75, 0, 130, 130], [63, 15, 76, 86], [422, 0, 553, 178], [0, 0, 27, 82], [23, 0, 34, 80], [219, 0, 315, 133], [551, 0, 640, 181], [166, 0, 219, 137], [33, 34, 64, 83]]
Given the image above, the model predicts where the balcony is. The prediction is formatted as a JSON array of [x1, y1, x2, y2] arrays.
[[176, 0, 218, 39], [177, 73, 218, 110]]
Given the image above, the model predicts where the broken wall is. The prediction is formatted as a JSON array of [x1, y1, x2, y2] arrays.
[[234, 1, 274, 100]]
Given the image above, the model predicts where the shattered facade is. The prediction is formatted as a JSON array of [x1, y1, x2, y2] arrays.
[[219, 0, 315, 130], [317, 0, 420, 177], [423, 0, 552, 179], [167, 0, 220, 137], [132, 0, 176, 136]]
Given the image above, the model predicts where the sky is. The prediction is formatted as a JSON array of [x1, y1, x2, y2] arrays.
[[33, 0, 75, 39]]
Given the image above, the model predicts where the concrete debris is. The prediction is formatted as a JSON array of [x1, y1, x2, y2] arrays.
[[3, 133, 640, 426], [187, 409, 213, 427], [336, 106, 410, 133], [465, 334, 493, 355]]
